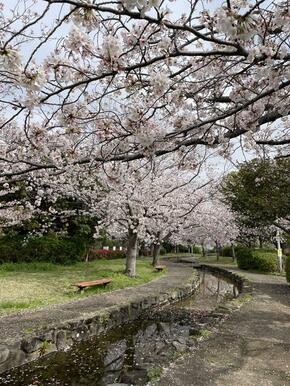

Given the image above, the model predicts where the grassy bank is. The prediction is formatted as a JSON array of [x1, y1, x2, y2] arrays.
[[163, 252, 236, 265], [0, 258, 165, 316], [196, 254, 236, 265]]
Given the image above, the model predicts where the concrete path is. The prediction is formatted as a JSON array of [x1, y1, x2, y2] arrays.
[[159, 266, 290, 386]]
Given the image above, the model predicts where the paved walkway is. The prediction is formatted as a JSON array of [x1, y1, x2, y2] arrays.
[[159, 265, 290, 386], [0, 262, 196, 347]]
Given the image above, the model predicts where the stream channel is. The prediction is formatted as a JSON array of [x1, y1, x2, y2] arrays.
[[0, 268, 240, 386]]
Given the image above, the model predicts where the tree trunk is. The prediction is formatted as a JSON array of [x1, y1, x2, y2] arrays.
[[85, 242, 89, 262], [202, 242, 206, 257], [259, 236, 263, 249], [231, 243, 236, 262], [152, 243, 161, 267], [215, 241, 221, 261], [126, 231, 138, 277]]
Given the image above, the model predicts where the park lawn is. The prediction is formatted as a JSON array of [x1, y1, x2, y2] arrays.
[[165, 252, 199, 258], [0, 258, 165, 316], [164, 252, 237, 265], [196, 254, 237, 265]]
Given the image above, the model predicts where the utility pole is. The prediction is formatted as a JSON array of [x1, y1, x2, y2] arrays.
[[276, 229, 283, 273]]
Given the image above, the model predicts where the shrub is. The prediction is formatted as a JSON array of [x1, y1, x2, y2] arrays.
[[162, 241, 175, 253], [253, 251, 277, 272], [191, 245, 201, 254], [236, 247, 277, 272], [88, 248, 126, 260], [0, 235, 86, 264], [221, 245, 234, 257], [236, 247, 254, 270], [286, 256, 290, 284], [23, 236, 86, 264], [0, 235, 22, 263], [159, 246, 167, 255], [177, 244, 189, 253]]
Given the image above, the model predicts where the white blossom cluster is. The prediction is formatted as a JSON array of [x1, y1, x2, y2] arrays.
[[0, 0, 289, 220], [121, 0, 162, 13], [150, 72, 170, 95], [71, 5, 100, 32], [101, 35, 123, 67], [214, 7, 258, 40]]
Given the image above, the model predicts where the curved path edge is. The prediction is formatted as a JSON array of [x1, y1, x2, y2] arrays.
[[159, 260, 290, 386]]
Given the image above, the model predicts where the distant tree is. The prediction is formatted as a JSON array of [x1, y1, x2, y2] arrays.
[[222, 158, 290, 236], [0, 178, 97, 244], [94, 160, 209, 275], [171, 198, 239, 260]]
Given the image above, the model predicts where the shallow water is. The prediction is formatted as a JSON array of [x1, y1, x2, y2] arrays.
[[0, 269, 239, 386], [174, 270, 239, 312]]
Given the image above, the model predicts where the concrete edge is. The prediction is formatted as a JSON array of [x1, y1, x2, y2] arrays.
[[157, 263, 254, 384]]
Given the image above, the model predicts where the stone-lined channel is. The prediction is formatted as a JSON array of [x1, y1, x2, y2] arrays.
[[0, 268, 240, 386]]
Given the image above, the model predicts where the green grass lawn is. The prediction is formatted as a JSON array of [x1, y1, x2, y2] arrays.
[[196, 254, 237, 265], [165, 252, 195, 257], [0, 258, 165, 316], [164, 252, 236, 266]]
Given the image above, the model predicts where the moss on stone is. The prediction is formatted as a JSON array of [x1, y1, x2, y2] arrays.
[[147, 365, 164, 383]]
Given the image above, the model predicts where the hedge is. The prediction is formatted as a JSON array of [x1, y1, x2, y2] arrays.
[[0, 235, 87, 264], [286, 256, 290, 283], [88, 248, 126, 260], [236, 247, 277, 272], [191, 245, 201, 254], [221, 245, 234, 257]]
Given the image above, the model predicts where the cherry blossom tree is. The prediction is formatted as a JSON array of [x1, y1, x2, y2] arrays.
[[0, 0, 289, 273], [93, 158, 211, 275], [0, 162, 106, 239], [0, 0, 289, 188], [146, 179, 211, 266], [93, 165, 148, 276], [171, 197, 239, 259], [197, 200, 239, 259]]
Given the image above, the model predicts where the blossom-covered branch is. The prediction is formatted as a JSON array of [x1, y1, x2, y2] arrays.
[[0, 0, 289, 180]]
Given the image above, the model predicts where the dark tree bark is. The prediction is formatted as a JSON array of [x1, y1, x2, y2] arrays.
[[202, 242, 207, 257], [215, 240, 221, 261], [152, 243, 161, 267], [126, 230, 138, 277], [231, 242, 236, 262]]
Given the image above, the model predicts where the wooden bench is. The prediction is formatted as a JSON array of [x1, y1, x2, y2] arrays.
[[75, 278, 112, 291], [154, 265, 166, 272]]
